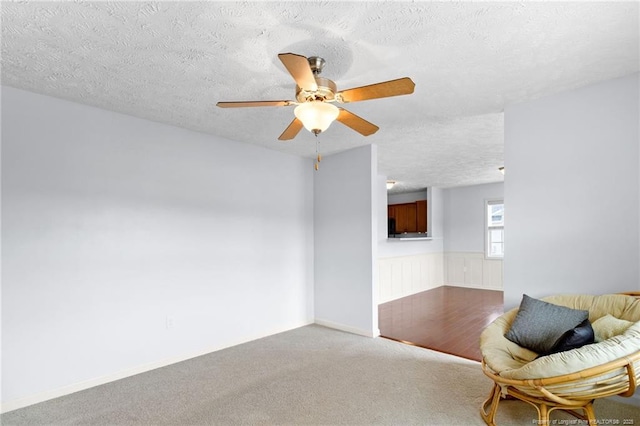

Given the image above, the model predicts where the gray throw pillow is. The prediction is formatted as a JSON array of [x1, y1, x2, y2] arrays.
[[504, 294, 589, 354]]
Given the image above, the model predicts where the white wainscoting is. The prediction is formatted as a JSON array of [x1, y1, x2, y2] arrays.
[[378, 253, 444, 304], [444, 252, 503, 290]]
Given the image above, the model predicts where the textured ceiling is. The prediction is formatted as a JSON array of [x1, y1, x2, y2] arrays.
[[2, 1, 638, 192]]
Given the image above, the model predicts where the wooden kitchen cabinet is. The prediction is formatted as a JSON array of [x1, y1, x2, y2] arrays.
[[388, 200, 427, 234], [416, 200, 427, 233], [393, 204, 407, 232]]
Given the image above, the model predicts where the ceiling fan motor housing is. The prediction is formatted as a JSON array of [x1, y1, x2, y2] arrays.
[[307, 56, 326, 75], [294, 56, 339, 103], [296, 77, 337, 103]]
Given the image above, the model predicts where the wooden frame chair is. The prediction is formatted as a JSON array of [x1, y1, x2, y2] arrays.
[[480, 351, 640, 425], [480, 292, 640, 425]]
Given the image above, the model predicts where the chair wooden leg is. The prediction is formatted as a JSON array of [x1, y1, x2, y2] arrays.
[[538, 403, 550, 426], [582, 401, 596, 424], [480, 383, 502, 426]]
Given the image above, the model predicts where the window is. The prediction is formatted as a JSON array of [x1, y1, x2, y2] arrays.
[[486, 200, 504, 259]]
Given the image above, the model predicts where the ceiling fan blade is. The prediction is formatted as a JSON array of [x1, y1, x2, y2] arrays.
[[217, 100, 293, 108], [278, 53, 318, 92], [336, 108, 379, 136], [278, 118, 304, 141], [338, 77, 415, 103]]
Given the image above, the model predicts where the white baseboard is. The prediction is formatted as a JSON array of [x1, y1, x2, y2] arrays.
[[446, 283, 503, 291], [314, 318, 379, 338], [1, 320, 313, 414]]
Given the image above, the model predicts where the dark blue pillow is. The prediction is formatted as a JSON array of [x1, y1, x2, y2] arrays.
[[539, 318, 595, 357]]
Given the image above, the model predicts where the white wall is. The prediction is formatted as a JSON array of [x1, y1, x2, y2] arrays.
[[388, 190, 428, 205], [314, 145, 378, 337], [377, 175, 389, 248], [443, 182, 504, 253], [431, 187, 444, 244], [1, 87, 314, 410], [442, 182, 504, 291], [504, 73, 639, 309]]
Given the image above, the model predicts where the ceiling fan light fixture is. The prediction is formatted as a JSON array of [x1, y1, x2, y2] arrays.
[[294, 101, 339, 134]]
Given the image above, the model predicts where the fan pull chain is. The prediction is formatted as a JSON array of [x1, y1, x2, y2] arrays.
[[314, 135, 321, 171]]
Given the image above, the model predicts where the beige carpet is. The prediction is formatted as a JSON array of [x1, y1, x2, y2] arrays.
[[2, 324, 639, 425]]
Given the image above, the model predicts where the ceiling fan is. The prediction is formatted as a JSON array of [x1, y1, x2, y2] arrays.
[[217, 53, 416, 140]]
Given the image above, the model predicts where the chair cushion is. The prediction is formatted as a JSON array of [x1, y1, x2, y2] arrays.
[[504, 294, 589, 354], [542, 294, 640, 322], [592, 314, 634, 343]]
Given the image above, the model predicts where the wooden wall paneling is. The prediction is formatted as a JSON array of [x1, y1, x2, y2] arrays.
[[444, 252, 503, 290], [378, 253, 445, 303], [391, 261, 402, 298], [465, 255, 484, 287], [379, 261, 393, 302], [482, 259, 503, 289], [448, 254, 466, 285], [411, 258, 421, 293], [401, 260, 412, 295]]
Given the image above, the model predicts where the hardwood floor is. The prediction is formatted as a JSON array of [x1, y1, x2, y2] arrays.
[[378, 286, 504, 362]]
